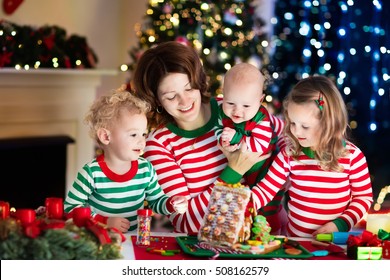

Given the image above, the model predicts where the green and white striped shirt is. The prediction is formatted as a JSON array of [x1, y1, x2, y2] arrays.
[[64, 154, 171, 231]]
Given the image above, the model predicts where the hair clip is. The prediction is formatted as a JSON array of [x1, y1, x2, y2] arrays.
[[315, 91, 324, 111]]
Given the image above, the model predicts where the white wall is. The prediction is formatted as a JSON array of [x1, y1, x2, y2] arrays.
[[0, 0, 149, 96]]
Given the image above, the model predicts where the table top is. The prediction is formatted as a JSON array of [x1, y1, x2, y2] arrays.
[[121, 231, 185, 259], [121, 231, 349, 260]]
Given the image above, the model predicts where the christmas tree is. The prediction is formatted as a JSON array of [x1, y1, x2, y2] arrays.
[[124, 0, 272, 96]]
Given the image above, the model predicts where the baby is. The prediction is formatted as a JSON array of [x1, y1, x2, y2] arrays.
[[216, 63, 286, 234]]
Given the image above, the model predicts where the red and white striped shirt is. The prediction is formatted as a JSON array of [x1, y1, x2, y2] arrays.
[[216, 105, 275, 154], [251, 142, 373, 237], [143, 98, 285, 234]]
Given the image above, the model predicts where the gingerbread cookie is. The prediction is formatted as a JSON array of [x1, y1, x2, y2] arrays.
[[285, 248, 303, 255]]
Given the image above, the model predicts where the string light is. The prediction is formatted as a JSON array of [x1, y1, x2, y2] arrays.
[[127, 0, 270, 95], [1, 21, 98, 70], [372, 185, 390, 211], [270, 0, 388, 134], [368, 0, 383, 132]]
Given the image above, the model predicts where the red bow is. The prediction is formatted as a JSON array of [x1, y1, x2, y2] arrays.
[[21, 217, 67, 239], [347, 230, 382, 247], [70, 207, 125, 244]]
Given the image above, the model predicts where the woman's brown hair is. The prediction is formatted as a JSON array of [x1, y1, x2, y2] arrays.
[[132, 41, 210, 129]]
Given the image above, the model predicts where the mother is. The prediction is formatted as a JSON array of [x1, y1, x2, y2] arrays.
[[132, 41, 285, 234]]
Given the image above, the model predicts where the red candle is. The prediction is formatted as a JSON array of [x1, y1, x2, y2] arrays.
[[72, 207, 91, 227], [15, 209, 36, 226], [0, 201, 10, 219], [45, 197, 64, 219]]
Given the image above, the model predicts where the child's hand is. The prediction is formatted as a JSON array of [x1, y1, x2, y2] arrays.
[[221, 127, 236, 143], [221, 128, 239, 151], [312, 222, 338, 236], [170, 196, 188, 214], [107, 217, 131, 233], [221, 142, 239, 152]]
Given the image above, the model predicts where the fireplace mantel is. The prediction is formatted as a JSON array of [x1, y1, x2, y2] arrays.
[[0, 68, 117, 195]]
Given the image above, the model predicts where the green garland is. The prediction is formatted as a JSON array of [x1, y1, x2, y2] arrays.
[[0, 19, 98, 69], [0, 218, 123, 260]]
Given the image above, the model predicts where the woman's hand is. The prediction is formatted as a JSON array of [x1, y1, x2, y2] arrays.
[[219, 142, 271, 175]]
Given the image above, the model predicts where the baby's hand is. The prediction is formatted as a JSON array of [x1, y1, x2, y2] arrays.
[[107, 217, 131, 233], [221, 127, 236, 143], [170, 196, 188, 214]]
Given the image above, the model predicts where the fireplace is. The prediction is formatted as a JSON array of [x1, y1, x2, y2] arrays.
[[0, 69, 116, 209], [0, 136, 74, 209]]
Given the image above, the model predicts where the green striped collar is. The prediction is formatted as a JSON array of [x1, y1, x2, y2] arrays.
[[301, 140, 346, 159], [302, 147, 316, 159], [166, 98, 219, 138]]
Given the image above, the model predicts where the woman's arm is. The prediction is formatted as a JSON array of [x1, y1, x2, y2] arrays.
[[220, 144, 288, 210], [143, 133, 219, 234]]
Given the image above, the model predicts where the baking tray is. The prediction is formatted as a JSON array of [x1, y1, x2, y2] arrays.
[[176, 236, 313, 259]]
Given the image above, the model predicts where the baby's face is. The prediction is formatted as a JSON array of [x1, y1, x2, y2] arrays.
[[222, 82, 263, 123]]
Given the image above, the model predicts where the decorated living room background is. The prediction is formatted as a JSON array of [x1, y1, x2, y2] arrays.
[[1, 1, 389, 202], [0, 0, 390, 263], [121, 0, 389, 207]]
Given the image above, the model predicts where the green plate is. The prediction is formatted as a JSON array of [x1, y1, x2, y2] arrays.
[[176, 236, 313, 259]]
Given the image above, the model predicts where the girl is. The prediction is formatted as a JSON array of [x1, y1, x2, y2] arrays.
[[226, 75, 373, 237]]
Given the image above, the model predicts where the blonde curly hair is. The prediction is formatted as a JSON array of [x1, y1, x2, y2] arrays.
[[84, 89, 151, 144]]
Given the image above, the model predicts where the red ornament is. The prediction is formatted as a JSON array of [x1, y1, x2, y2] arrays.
[[3, 0, 24, 15], [0, 51, 13, 67], [43, 34, 56, 50]]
